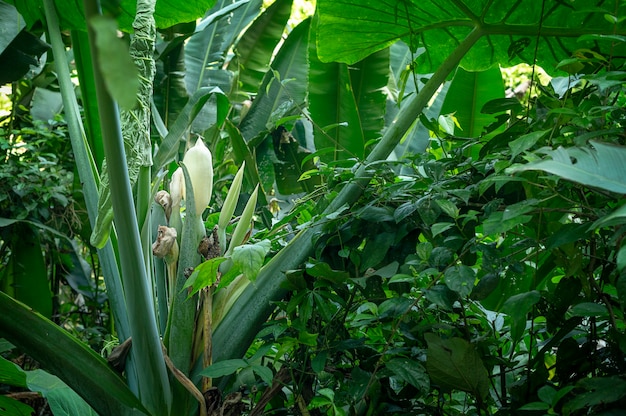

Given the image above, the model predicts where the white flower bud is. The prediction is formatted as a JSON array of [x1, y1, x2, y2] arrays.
[[182, 138, 213, 217]]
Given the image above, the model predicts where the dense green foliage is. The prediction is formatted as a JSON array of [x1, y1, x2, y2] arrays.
[[1, 0, 626, 415]]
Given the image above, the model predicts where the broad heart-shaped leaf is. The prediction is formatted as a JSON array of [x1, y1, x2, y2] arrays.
[[425, 333, 489, 399], [508, 141, 626, 194], [316, 0, 626, 74], [8, 0, 217, 31]]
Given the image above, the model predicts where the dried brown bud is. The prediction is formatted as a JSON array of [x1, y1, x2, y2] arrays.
[[152, 225, 179, 264], [155, 190, 173, 222]]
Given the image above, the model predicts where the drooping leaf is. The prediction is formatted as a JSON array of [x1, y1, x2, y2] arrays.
[[27, 369, 98, 416], [0, 355, 27, 387], [200, 358, 248, 378], [183, 257, 228, 297], [229, 0, 293, 96], [315, 0, 626, 74], [425, 333, 489, 399], [238, 18, 310, 143], [0, 292, 149, 416], [311, 42, 390, 162], [0, 395, 34, 416], [508, 141, 626, 194], [185, 0, 262, 94]]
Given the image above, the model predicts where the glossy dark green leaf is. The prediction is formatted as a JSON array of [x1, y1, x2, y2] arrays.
[[0, 396, 34, 416], [444, 265, 476, 298], [0, 292, 149, 415], [316, 0, 626, 74], [305, 261, 350, 283], [564, 376, 626, 413], [0, 356, 27, 387], [386, 358, 430, 392], [200, 359, 248, 378], [502, 290, 540, 342]]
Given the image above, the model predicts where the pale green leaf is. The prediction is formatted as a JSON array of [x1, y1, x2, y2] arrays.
[[27, 370, 98, 416], [232, 239, 271, 281], [508, 141, 626, 194]]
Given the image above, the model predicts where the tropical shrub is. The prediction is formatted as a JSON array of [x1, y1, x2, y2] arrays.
[[1, 0, 626, 415]]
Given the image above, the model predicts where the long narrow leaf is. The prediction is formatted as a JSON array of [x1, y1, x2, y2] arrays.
[[238, 18, 310, 143], [308, 23, 363, 161], [229, 0, 293, 96], [43, 0, 130, 343], [185, 0, 262, 94], [80, 0, 172, 413], [0, 292, 149, 416]]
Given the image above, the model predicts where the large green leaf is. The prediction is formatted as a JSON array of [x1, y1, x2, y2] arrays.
[[0, 292, 149, 416], [425, 333, 490, 399], [439, 66, 504, 137], [316, 0, 626, 73], [309, 17, 389, 162], [229, 0, 293, 96], [9, 0, 217, 31], [309, 19, 364, 161], [509, 141, 626, 194]]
